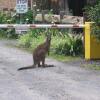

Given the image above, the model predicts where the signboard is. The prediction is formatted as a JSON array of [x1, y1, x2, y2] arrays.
[[15, 25, 29, 34], [16, 0, 28, 14]]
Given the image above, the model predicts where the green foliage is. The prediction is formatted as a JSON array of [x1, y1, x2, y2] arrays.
[[15, 10, 33, 24], [91, 24, 100, 39], [30, 28, 45, 37], [18, 33, 33, 47], [0, 29, 17, 39], [18, 29, 83, 56], [85, 1, 100, 38], [0, 12, 17, 38], [54, 34, 83, 56], [87, 2, 100, 25], [24, 10, 33, 24], [30, 35, 45, 49], [0, 12, 16, 24], [82, 63, 100, 70], [18, 29, 45, 48]]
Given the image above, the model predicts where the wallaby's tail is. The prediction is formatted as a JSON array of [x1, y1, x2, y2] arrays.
[[18, 65, 35, 71]]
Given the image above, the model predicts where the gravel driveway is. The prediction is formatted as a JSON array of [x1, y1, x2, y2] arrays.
[[0, 39, 100, 100]]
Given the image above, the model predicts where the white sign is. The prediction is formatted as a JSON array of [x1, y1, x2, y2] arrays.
[[15, 25, 29, 34], [16, 0, 28, 14]]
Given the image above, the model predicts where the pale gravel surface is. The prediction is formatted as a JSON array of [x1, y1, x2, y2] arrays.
[[0, 39, 100, 100]]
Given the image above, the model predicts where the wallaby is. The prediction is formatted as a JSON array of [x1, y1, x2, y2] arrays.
[[18, 34, 54, 70]]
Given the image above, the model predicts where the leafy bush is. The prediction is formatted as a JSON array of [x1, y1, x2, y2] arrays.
[[87, 1, 100, 25], [85, 1, 100, 38], [18, 29, 83, 56], [30, 35, 45, 49], [0, 12, 17, 38], [54, 34, 83, 56], [18, 29, 45, 48], [0, 12, 16, 24], [18, 33, 32, 47], [14, 9, 33, 24]]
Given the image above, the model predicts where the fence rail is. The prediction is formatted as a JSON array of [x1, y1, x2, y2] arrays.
[[0, 24, 85, 29]]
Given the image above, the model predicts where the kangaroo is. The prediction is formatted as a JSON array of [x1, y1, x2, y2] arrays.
[[18, 34, 54, 70]]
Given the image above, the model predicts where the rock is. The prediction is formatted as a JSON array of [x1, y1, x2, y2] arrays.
[[35, 14, 83, 24]]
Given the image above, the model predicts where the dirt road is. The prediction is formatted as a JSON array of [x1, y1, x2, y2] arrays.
[[0, 39, 100, 100]]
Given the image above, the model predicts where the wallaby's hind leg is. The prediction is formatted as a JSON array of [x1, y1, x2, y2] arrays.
[[33, 60, 37, 67], [42, 57, 54, 68], [38, 62, 41, 67], [41, 57, 46, 67]]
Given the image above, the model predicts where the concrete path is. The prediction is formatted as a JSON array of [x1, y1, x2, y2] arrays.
[[0, 40, 100, 100]]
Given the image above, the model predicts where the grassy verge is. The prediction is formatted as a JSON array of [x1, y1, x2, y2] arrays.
[[49, 52, 81, 62], [81, 63, 100, 70], [0, 34, 6, 39]]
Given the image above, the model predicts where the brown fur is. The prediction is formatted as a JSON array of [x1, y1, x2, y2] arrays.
[[18, 34, 53, 70]]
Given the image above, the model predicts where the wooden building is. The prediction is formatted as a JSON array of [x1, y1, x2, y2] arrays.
[[0, 0, 32, 11], [0, 0, 16, 11]]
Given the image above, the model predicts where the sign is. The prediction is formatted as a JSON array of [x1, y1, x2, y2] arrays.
[[16, 0, 28, 14], [15, 25, 29, 34]]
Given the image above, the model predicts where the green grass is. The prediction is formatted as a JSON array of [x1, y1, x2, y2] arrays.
[[81, 63, 100, 70], [49, 52, 81, 62], [0, 34, 6, 39]]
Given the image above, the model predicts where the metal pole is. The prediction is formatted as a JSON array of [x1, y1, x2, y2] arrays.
[[0, 24, 85, 28]]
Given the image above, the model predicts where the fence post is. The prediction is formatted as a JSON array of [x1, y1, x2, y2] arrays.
[[85, 22, 91, 60], [85, 22, 100, 60]]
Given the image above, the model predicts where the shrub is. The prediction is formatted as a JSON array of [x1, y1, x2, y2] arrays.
[[0, 12, 17, 38], [18, 29, 83, 56], [54, 34, 83, 56], [18, 33, 32, 47], [18, 29, 45, 48], [85, 1, 100, 39], [30, 35, 45, 49]]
